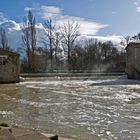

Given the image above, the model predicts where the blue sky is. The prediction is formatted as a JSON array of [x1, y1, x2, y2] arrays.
[[0, 0, 140, 37]]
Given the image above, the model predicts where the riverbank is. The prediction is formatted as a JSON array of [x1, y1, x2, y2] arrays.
[[0, 126, 101, 140]]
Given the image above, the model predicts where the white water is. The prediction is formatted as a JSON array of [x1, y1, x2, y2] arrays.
[[0, 76, 140, 140]]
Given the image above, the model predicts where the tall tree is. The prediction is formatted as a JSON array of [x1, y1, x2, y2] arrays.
[[61, 20, 80, 70], [44, 18, 55, 72], [22, 22, 31, 71], [0, 27, 9, 50], [53, 32, 63, 70], [21, 10, 37, 72], [28, 10, 36, 72]]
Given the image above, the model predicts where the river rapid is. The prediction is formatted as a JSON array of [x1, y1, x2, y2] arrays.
[[0, 75, 140, 140]]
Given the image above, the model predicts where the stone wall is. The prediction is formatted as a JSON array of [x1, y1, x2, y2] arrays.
[[0, 52, 20, 83], [0, 64, 19, 83], [126, 43, 140, 79]]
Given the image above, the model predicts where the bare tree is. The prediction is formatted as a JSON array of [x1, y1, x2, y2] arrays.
[[29, 11, 36, 52], [61, 20, 80, 70], [28, 10, 36, 72], [40, 39, 50, 71], [53, 32, 63, 70], [22, 21, 31, 71], [21, 10, 37, 72], [44, 18, 55, 72], [0, 27, 9, 50]]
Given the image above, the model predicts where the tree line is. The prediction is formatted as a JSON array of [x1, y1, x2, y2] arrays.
[[0, 10, 126, 73]]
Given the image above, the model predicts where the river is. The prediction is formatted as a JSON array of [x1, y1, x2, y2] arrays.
[[0, 75, 140, 140]]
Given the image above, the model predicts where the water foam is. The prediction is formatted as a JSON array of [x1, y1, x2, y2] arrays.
[[0, 111, 14, 115]]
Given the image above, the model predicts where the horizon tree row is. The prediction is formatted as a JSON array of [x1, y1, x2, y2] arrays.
[[0, 10, 126, 73]]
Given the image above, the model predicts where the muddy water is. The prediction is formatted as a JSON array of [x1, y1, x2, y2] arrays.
[[0, 76, 140, 140]]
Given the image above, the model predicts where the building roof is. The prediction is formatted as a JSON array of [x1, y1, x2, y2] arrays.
[[0, 48, 19, 56], [125, 42, 140, 50]]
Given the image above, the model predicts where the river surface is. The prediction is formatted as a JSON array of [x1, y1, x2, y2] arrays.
[[0, 76, 140, 140]]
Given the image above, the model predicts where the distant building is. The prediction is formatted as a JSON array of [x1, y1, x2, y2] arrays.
[[125, 42, 140, 79], [0, 49, 20, 83]]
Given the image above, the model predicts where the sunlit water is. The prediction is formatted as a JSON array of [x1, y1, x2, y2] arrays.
[[0, 76, 140, 140]]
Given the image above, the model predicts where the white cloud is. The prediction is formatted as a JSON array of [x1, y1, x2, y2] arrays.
[[111, 11, 117, 14], [78, 35, 126, 51], [24, 5, 62, 19], [56, 16, 108, 35], [93, 35, 125, 44], [0, 14, 124, 52], [137, 6, 140, 12], [24, 5, 108, 35], [24, 7, 35, 11], [0, 12, 9, 24], [79, 20, 107, 35], [133, 0, 140, 12], [37, 5, 62, 19], [94, 35, 126, 51], [41, 6, 62, 16], [77, 34, 126, 52], [134, 2, 138, 6]]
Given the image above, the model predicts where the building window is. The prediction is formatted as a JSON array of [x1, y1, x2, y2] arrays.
[[0, 56, 7, 65]]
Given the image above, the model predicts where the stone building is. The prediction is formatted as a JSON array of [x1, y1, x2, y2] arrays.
[[125, 42, 140, 79], [0, 49, 20, 83]]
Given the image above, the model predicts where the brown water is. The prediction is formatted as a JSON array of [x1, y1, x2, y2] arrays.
[[0, 76, 140, 140]]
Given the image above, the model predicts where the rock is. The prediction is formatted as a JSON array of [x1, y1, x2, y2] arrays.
[[17, 132, 50, 140], [0, 129, 16, 140], [49, 135, 58, 140], [0, 123, 9, 127], [42, 133, 75, 140], [0, 123, 12, 133]]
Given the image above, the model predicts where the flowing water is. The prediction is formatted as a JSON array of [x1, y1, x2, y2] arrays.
[[0, 75, 140, 140]]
